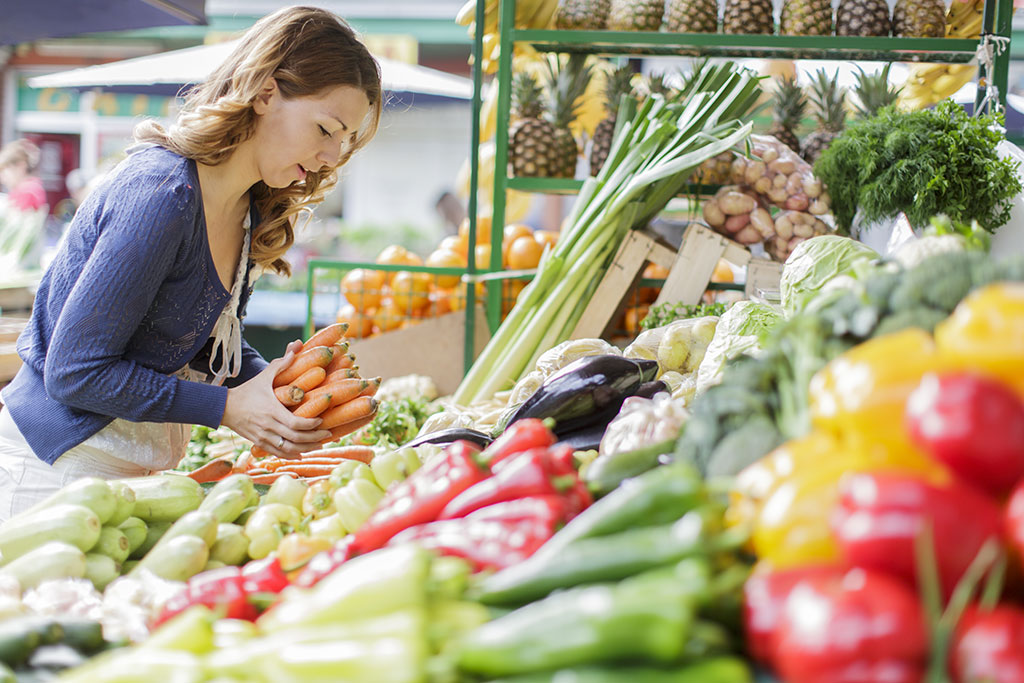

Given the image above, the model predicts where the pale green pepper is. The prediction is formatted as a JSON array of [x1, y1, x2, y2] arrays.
[[370, 447, 422, 490], [328, 460, 377, 492], [244, 503, 302, 560], [263, 476, 308, 510], [333, 478, 384, 533]]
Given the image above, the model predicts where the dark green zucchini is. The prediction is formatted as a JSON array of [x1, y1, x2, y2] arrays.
[[404, 428, 493, 450], [506, 355, 644, 436]]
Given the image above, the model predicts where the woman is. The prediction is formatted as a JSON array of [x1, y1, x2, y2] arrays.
[[0, 6, 383, 520], [0, 139, 46, 212]]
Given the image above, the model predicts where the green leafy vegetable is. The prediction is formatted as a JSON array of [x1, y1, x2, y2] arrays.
[[815, 100, 1022, 234], [780, 235, 879, 316], [329, 397, 440, 449], [640, 301, 728, 330]]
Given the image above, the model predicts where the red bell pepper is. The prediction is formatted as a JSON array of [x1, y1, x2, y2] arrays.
[[743, 563, 843, 667], [388, 495, 564, 572], [291, 536, 357, 589], [153, 566, 258, 626], [951, 605, 1024, 683], [438, 447, 578, 520], [831, 473, 1003, 597], [771, 567, 928, 683], [544, 444, 591, 518], [241, 556, 290, 594], [352, 441, 488, 553], [1004, 480, 1024, 568], [906, 373, 1024, 496], [481, 418, 556, 468]]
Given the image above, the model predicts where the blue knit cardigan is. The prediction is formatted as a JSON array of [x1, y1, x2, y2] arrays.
[[2, 146, 267, 464]]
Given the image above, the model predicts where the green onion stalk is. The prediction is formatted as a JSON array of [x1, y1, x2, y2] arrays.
[[453, 61, 764, 406]]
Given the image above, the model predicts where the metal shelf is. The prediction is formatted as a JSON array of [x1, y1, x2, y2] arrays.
[[514, 29, 981, 63], [508, 176, 723, 196]]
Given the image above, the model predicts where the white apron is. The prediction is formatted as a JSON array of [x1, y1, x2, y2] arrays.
[[0, 216, 252, 521]]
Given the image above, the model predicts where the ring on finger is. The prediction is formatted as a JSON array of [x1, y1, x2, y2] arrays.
[[277, 435, 285, 449]]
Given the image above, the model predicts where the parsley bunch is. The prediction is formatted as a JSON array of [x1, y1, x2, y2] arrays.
[[640, 301, 728, 330], [815, 100, 1022, 234]]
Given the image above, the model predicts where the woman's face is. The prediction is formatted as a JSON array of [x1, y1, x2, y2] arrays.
[[251, 82, 371, 189]]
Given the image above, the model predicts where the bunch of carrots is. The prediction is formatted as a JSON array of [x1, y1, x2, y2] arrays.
[[189, 322, 383, 483]]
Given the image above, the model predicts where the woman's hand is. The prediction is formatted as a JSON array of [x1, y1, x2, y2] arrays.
[[221, 340, 332, 459]]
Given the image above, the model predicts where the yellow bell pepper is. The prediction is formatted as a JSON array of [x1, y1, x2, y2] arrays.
[[934, 282, 1024, 399]]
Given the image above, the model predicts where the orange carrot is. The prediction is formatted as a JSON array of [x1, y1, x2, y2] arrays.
[[274, 385, 305, 407], [320, 397, 377, 430], [300, 445, 375, 463], [250, 472, 291, 485], [359, 377, 382, 399], [273, 346, 335, 388], [271, 464, 337, 478], [292, 366, 327, 392], [324, 413, 377, 444], [293, 392, 333, 419], [186, 458, 234, 483], [250, 445, 271, 460], [300, 379, 367, 409], [324, 367, 360, 383], [324, 350, 356, 374], [302, 323, 348, 352]]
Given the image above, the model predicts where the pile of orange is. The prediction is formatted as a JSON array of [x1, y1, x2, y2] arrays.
[[336, 217, 560, 338]]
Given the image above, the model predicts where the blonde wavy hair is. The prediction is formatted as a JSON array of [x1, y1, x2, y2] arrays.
[[135, 6, 382, 275]]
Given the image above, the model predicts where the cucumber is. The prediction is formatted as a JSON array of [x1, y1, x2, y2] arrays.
[[0, 616, 61, 667], [156, 510, 218, 549], [203, 474, 257, 507], [199, 489, 249, 524], [94, 527, 131, 565], [54, 619, 105, 654], [19, 478, 116, 525], [0, 542, 86, 590], [0, 504, 101, 563], [123, 474, 204, 523], [129, 521, 171, 560], [105, 481, 137, 527], [130, 535, 208, 582], [209, 524, 249, 566], [117, 517, 148, 555], [84, 553, 120, 591]]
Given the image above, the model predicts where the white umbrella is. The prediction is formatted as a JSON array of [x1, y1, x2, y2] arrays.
[[27, 38, 473, 100]]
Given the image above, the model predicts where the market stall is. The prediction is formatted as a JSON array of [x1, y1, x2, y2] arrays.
[[3, 0, 1024, 681]]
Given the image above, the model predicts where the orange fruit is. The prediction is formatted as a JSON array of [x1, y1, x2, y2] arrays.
[[639, 262, 670, 304], [502, 224, 534, 265], [400, 319, 422, 329], [376, 245, 422, 283], [431, 288, 455, 316], [373, 300, 405, 333], [439, 235, 466, 258], [336, 303, 373, 338], [534, 230, 560, 251], [624, 305, 650, 335], [391, 271, 432, 313], [712, 259, 735, 283], [459, 215, 493, 245], [425, 249, 465, 288], [507, 236, 544, 270], [340, 268, 386, 311], [475, 244, 494, 271]]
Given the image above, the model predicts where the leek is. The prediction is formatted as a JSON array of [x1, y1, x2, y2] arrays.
[[453, 61, 764, 406]]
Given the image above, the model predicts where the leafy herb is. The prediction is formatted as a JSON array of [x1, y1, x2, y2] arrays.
[[815, 100, 1022, 234], [640, 301, 728, 330], [330, 397, 441, 449]]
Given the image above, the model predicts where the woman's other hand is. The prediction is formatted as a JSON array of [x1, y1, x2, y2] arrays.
[[221, 340, 332, 458]]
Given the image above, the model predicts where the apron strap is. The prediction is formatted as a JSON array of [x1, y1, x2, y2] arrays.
[[207, 212, 252, 386]]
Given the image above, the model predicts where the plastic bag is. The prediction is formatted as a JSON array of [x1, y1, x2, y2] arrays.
[[702, 185, 774, 246], [696, 301, 783, 394], [599, 393, 690, 458], [624, 316, 719, 375], [534, 338, 621, 377], [767, 210, 833, 262], [690, 150, 733, 185], [731, 135, 832, 214]]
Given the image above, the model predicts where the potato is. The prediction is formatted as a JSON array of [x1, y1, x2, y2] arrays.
[[808, 199, 830, 215], [803, 177, 822, 198], [724, 213, 751, 233], [784, 195, 810, 211], [750, 208, 775, 238], [767, 187, 788, 205], [785, 173, 805, 195], [730, 158, 747, 183], [768, 158, 797, 175], [773, 173, 788, 189], [753, 176, 772, 194], [743, 160, 767, 187], [760, 146, 779, 163], [734, 226, 763, 245], [793, 221, 815, 238], [775, 215, 794, 239], [720, 191, 757, 216], [703, 200, 726, 227]]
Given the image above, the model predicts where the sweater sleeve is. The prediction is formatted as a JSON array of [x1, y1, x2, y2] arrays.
[[43, 172, 227, 427]]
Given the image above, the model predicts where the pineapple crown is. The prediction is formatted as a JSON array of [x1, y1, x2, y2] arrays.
[[771, 75, 808, 128], [646, 72, 676, 98], [603, 65, 636, 118], [512, 70, 544, 120], [852, 64, 902, 119], [542, 54, 595, 129], [808, 69, 847, 132]]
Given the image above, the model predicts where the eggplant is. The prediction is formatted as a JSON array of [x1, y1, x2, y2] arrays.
[[403, 427, 493, 450], [506, 355, 644, 436], [556, 422, 607, 452], [634, 380, 669, 399], [629, 358, 660, 383]]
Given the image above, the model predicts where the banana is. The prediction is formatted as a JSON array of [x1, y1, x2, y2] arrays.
[[526, 0, 560, 29], [908, 64, 946, 87], [932, 66, 977, 98], [515, 0, 544, 26], [455, 0, 477, 26]]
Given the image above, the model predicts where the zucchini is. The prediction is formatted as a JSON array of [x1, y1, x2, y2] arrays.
[[84, 553, 120, 591], [0, 542, 86, 590], [129, 521, 171, 560], [0, 616, 61, 667], [202, 474, 257, 509], [94, 527, 131, 565], [209, 524, 249, 566], [130, 535, 208, 582], [105, 481, 137, 527], [156, 510, 218, 549], [54, 619, 105, 655], [121, 560, 139, 574], [0, 504, 101, 562], [19, 477, 116, 525], [199, 489, 249, 524], [117, 517, 148, 555], [123, 474, 204, 523]]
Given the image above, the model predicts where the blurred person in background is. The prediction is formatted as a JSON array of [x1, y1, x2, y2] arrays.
[[0, 139, 46, 212]]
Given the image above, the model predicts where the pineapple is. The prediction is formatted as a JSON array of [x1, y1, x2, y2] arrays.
[[767, 75, 807, 154], [892, 0, 946, 37], [780, 0, 833, 35], [590, 65, 635, 177], [664, 0, 720, 33], [835, 0, 891, 36], [801, 69, 847, 166], [543, 55, 595, 179], [851, 64, 901, 119], [556, 0, 611, 29], [723, 0, 775, 34], [609, 0, 665, 30], [509, 71, 560, 178]]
